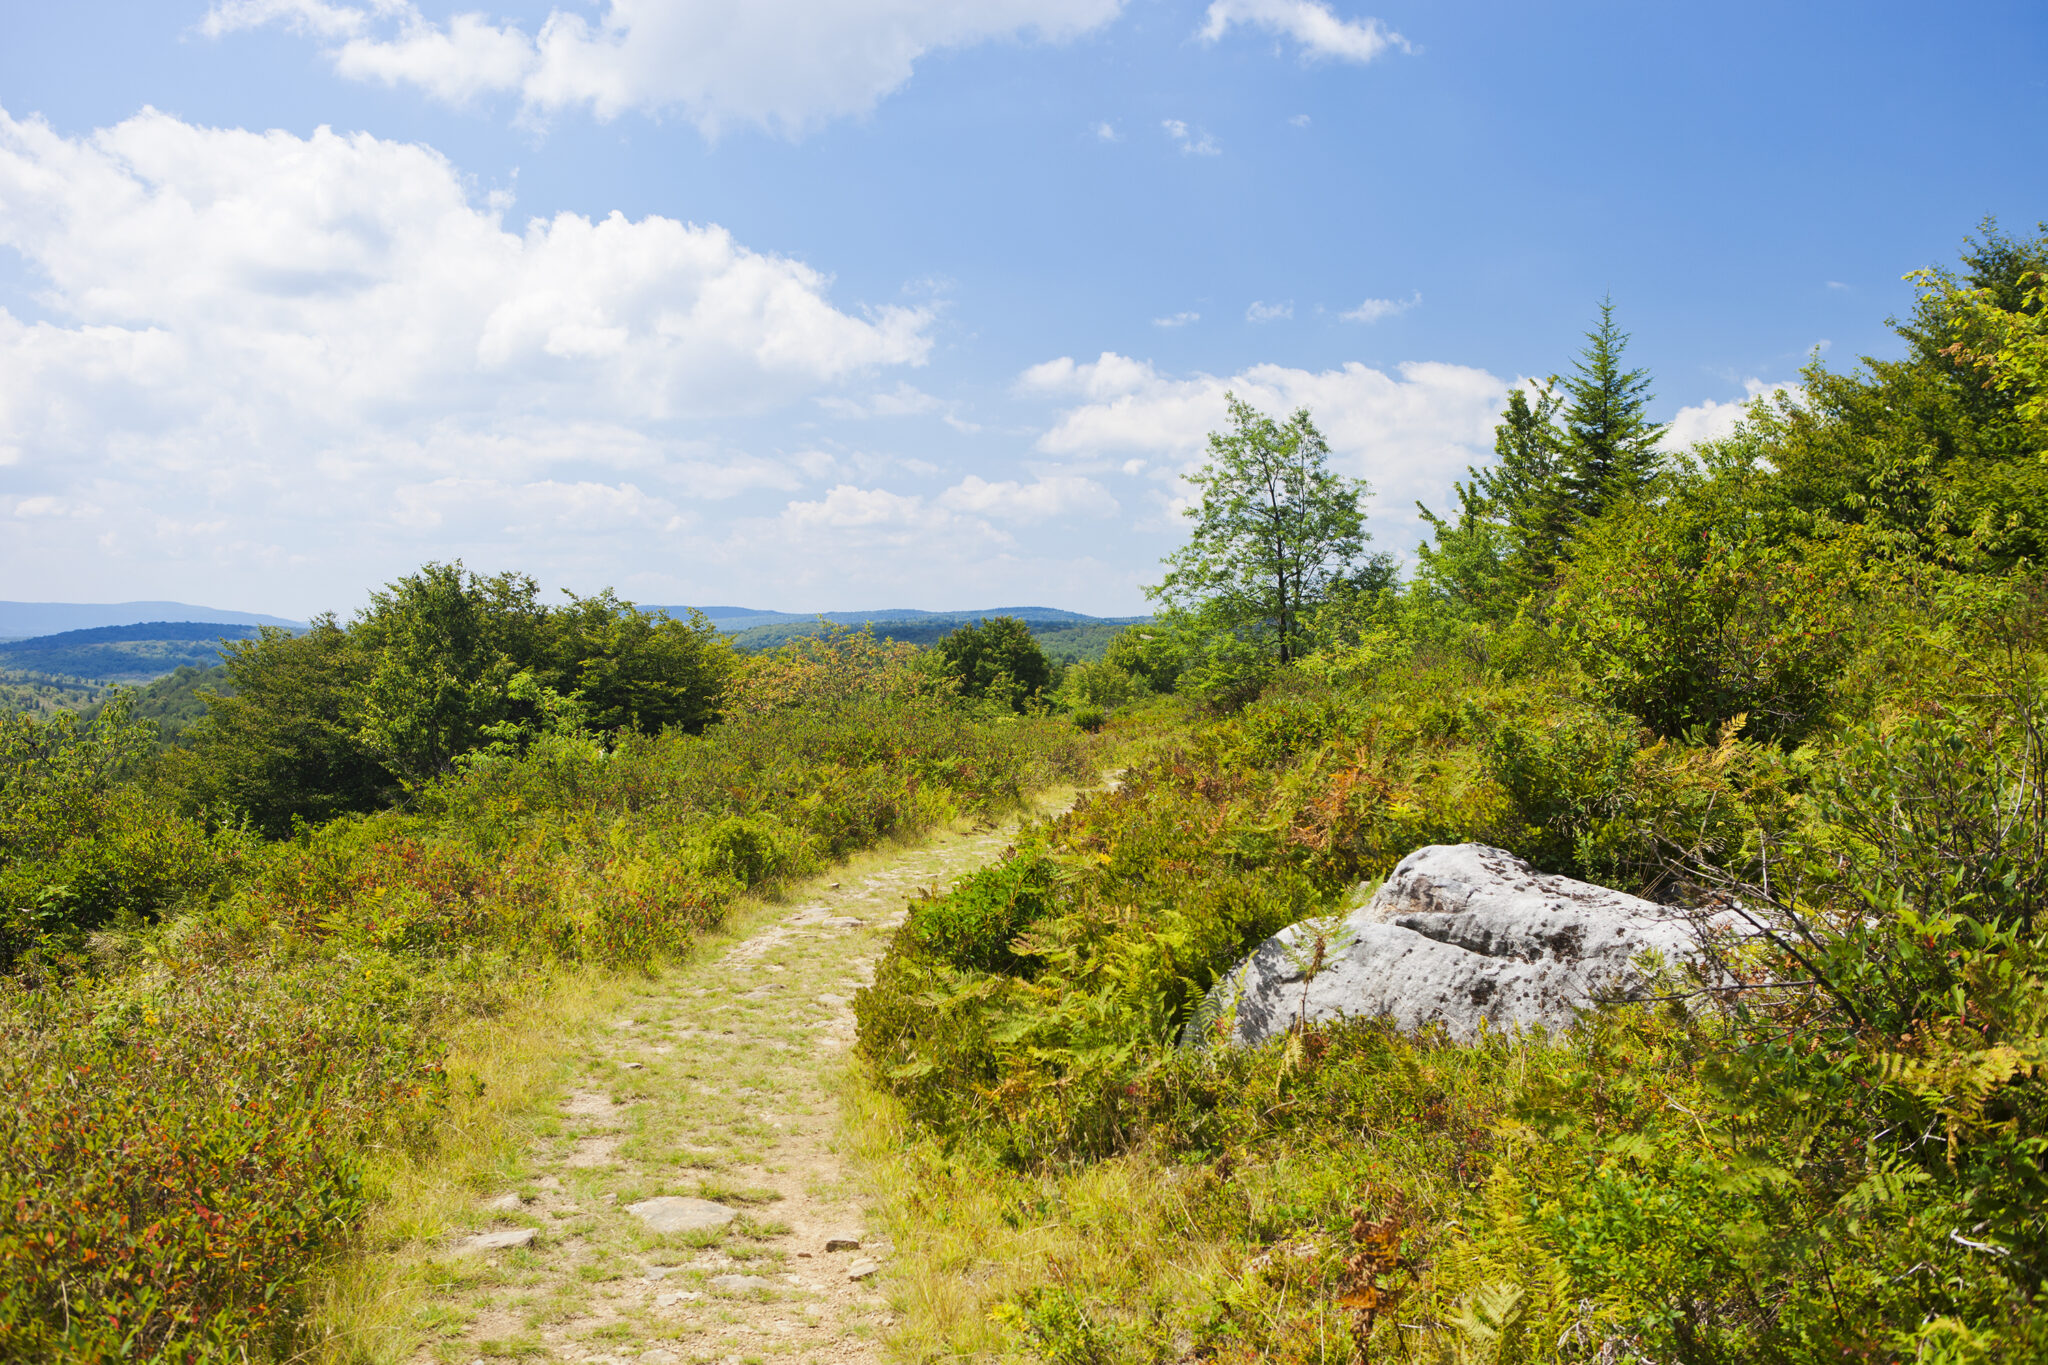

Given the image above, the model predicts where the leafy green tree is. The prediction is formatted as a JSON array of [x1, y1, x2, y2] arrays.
[[184, 620, 393, 834], [1558, 299, 1667, 521], [1103, 626, 1181, 694], [183, 564, 736, 832], [934, 617, 1052, 712], [1750, 223, 2048, 568], [347, 563, 547, 788], [545, 591, 734, 737], [1149, 395, 1371, 668]]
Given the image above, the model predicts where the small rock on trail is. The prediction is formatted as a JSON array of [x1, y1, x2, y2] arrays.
[[624, 1196, 738, 1234]]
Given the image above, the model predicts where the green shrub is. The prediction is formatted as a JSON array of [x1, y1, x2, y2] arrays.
[[907, 856, 1064, 973], [1552, 493, 1855, 743], [0, 698, 254, 968]]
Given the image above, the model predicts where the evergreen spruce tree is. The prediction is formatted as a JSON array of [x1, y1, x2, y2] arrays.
[[1482, 380, 1573, 581], [1415, 379, 1568, 616], [1559, 299, 1667, 521]]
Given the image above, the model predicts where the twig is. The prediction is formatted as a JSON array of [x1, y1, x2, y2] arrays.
[[1949, 1229, 2011, 1258], [1589, 980, 1816, 1005]]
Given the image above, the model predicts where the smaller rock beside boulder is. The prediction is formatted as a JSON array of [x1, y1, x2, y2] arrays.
[[1189, 843, 1719, 1047]]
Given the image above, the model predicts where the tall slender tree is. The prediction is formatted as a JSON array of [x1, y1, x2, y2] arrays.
[[1559, 298, 1667, 521], [1149, 395, 1370, 666]]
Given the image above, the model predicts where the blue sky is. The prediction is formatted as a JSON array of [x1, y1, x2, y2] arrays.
[[1, 0, 2044, 618]]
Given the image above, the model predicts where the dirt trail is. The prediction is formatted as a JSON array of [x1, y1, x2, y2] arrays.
[[405, 811, 1053, 1365]]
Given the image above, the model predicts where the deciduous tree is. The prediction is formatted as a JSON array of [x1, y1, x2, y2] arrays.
[[1150, 395, 1371, 667]]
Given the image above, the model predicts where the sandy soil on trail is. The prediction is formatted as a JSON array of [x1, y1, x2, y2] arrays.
[[406, 817, 1049, 1365]]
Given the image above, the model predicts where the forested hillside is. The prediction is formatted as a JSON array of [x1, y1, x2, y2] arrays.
[[851, 224, 2048, 1361], [721, 610, 1144, 662], [0, 621, 267, 683]]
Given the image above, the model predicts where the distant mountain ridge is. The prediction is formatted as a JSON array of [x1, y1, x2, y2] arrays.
[[0, 600, 305, 639], [663, 605, 1146, 634], [0, 622, 269, 683]]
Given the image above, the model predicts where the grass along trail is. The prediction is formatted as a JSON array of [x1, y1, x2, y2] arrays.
[[334, 795, 1082, 1365]]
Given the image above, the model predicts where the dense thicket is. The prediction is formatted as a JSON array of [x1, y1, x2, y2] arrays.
[[184, 564, 733, 835], [855, 224, 2048, 1361]]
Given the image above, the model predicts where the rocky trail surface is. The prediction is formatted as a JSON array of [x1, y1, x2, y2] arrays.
[[401, 813, 1056, 1365]]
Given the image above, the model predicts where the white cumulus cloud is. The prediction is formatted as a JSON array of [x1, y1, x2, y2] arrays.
[[0, 105, 931, 601], [1246, 299, 1293, 323], [1661, 378, 1798, 452], [205, 0, 1128, 137], [1152, 311, 1200, 328], [1199, 0, 1409, 63], [1023, 351, 1508, 538]]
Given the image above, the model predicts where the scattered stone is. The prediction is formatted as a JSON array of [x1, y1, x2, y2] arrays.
[[845, 1256, 881, 1281], [1189, 843, 1727, 1047], [621, 1061, 644, 1070], [655, 1289, 705, 1307], [828, 882, 842, 889], [709, 1273, 775, 1293], [821, 917, 865, 930], [625, 1196, 738, 1234], [480, 1192, 524, 1213], [457, 1227, 536, 1255], [823, 1234, 862, 1252]]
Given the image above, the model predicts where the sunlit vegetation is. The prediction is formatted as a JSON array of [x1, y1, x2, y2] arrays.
[[5, 221, 2044, 1362], [852, 224, 2048, 1361], [0, 590, 1097, 1360]]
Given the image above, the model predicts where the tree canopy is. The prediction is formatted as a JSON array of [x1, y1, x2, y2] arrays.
[[1149, 395, 1373, 671], [933, 616, 1052, 713], [184, 563, 734, 833]]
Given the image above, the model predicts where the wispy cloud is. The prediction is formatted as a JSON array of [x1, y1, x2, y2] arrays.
[[1153, 311, 1200, 328], [1199, 0, 1410, 64], [1162, 118, 1220, 156], [1290, 113, 1312, 127], [204, 0, 1130, 138], [1341, 291, 1419, 323], [1246, 299, 1293, 323], [1094, 120, 1119, 141]]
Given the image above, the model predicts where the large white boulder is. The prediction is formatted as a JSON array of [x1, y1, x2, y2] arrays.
[[1187, 844, 1712, 1047]]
